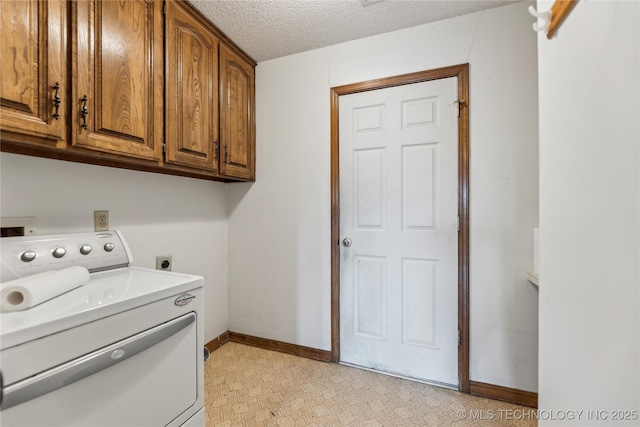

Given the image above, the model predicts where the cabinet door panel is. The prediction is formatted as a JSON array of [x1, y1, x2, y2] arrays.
[[219, 45, 255, 180], [165, 0, 219, 171], [0, 0, 66, 145], [73, 0, 163, 161]]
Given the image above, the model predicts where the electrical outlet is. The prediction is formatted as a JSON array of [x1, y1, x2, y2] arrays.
[[94, 210, 109, 231], [156, 256, 172, 271]]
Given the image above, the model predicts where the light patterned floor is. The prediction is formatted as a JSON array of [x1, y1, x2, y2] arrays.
[[204, 343, 537, 427]]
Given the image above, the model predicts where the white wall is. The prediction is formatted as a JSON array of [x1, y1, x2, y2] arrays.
[[538, 0, 640, 424], [0, 153, 229, 343], [228, 2, 539, 391]]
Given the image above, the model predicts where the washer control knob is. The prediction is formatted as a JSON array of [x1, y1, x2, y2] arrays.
[[80, 244, 92, 255], [20, 250, 37, 262], [52, 247, 67, 258], [104, 242, 115, 252]]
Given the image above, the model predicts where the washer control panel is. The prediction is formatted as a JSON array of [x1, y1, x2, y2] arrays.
[[1, 230, 133, 282]]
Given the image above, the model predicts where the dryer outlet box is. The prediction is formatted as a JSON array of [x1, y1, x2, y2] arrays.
[[156, 256, 172, 271]]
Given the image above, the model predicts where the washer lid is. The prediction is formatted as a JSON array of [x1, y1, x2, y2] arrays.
[[0, 266, 203, 350]]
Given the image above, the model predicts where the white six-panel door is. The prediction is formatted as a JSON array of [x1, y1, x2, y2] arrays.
[[339, 77, 459, 386]]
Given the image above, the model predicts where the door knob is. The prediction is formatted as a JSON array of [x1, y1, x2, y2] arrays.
[[342, 238, 352, 247]]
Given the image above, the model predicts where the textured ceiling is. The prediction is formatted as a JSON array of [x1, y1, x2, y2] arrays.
[[189, 0, 517, 63]]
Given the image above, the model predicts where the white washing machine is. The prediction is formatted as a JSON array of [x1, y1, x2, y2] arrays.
[[0, 231, 205, 427]]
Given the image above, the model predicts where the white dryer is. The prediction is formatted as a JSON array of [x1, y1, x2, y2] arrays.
[[0, 231, 204, 427]]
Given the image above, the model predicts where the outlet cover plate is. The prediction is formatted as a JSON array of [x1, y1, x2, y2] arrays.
[[94, 210, 109, 231]]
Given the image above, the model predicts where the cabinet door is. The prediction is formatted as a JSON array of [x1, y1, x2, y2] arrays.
[[72, 0, 163, 161], [219, 45, 255, 181], [165, 0, 219, 172], [0, 0, 67, 146]]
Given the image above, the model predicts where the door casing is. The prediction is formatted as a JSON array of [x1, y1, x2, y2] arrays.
[[330, 63, 470, 392]]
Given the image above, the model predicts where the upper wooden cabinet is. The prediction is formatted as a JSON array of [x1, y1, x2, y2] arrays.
[[219, 45, 256, 181], [165, 0, 219, 172], [166, 1, 255, 180], [71, 0, 164, 161], [0, 0, 256, 182], [0, 0, 67, 147]]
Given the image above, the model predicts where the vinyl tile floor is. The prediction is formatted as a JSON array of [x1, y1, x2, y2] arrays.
[[204, 342, 537, 427]]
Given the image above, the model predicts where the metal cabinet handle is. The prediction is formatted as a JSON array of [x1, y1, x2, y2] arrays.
[[0, 312, 195, 410], [52, 82, 61, 120], [214, 140, 219, 161], [80, 95, 88, 130], [224, 143, 229, 164]]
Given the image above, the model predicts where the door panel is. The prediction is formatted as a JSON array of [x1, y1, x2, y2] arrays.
[[165, 0, 219, 171], [219, 45, 255, 180], [402, 144, 437, 230], [72, 0, 163, 160], [354, 148, 386, 229], [1, 313, 197, 427], [402, 258, 437, 347], [339, 78, 459, 386], [0, 0, 66, 145], [354, 255, 386, 338]]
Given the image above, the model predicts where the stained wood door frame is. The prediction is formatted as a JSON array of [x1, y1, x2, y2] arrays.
[[330, 64, 470, 392]]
